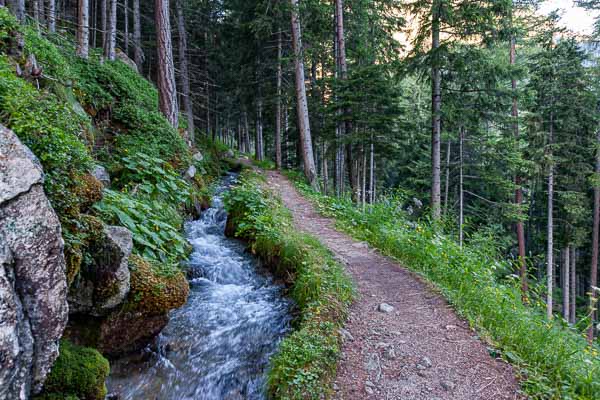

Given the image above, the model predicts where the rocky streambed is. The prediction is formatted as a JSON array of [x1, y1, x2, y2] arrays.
[[107, 173, 292, 399]]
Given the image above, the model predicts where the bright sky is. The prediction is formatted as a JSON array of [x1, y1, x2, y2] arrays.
[[539, 0, 599, 34]]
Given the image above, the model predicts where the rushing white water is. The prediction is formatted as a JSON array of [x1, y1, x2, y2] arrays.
[[107, 173, 292, 399]]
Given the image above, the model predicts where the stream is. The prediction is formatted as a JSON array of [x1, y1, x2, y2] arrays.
[[107, 173, 292, 399]]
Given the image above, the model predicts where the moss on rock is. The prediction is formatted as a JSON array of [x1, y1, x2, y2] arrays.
[[36, 340, 109, 400], [73, 173, 104, 212], [125, 255, 189, 315]]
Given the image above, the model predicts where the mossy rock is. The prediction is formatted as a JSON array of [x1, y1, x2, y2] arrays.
[[73, 173, 103, 212], [125, 255, 189, 315], [36, 340, 109, 400], [64, 244, 83, 287]]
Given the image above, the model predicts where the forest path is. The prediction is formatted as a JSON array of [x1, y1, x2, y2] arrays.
[[265, 171, 522, 400]]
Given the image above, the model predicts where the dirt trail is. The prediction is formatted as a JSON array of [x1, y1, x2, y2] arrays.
[[266, 171, 522, 400]]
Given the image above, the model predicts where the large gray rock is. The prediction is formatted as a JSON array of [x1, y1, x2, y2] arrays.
[[0, 125, 68, 397], [116, 48, 139, 73], [91, 164, 110, 188], [68, 226, 132, 316]]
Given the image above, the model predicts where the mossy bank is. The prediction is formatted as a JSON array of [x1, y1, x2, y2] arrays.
[[223, 171, 355, 399]]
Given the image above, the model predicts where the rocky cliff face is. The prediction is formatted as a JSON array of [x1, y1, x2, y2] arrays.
[[0, 124, 68, 398]]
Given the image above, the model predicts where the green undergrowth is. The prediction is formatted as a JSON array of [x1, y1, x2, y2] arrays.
[[0, 9, 233, 399], [286, 171, 600, 400], [223, 171, 354, 400]]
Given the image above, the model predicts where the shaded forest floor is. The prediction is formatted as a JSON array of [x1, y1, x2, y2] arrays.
[[265, 170, 522, 400]]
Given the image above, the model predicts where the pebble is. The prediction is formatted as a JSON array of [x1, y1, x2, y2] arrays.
[[441, 380, 456, 391], [339, 328, 354, 341], [445, 324, 457, 331], [416, 356, 432, 370], [365, 386, 374, 395], [378, 303, 395, 313]]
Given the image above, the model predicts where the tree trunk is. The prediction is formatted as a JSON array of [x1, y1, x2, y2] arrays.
[[275, 29, 283, 170], [176, 0, 194, 144], [243, 110, 250, 153], [104, 0, 117, 60], [459, 127, 464, 248], [256, 99, 264, 161], [133, 0, 142, 70], [77, 0, 90, 58], [33, 0, 40, 22], [335, 0, 348, 197], [370, 133, 374, 204], [547, 113, 554, 319], [563, 246, 570, 321], [511, 33, 528, 299], [47, 0, 56, 31], [101, 0, 107, 50], [362, 142, 367, 211], [570, 247, 577, 324], [123, 0, 129, 54], [237, 117, 243, 152], [431, 0, 442, 220], [290, 0, 317, 188], [588, 127, 600, 342], [9, 0, 25, 22], [155, 0, 179, 127], [322, 141, 329, 194], [443, 140, 451, 217]]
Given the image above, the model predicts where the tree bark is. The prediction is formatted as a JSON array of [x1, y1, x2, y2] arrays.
[[77, 0, 90, 58], [133, 0, 142, 70], [275, 29, 283, 170], [9, 0, 25, 22], [370, 133, 374, 204], [104, 0, 117, 60], [570, 247, 577, 324], [123, 0, 129, 54], [176, 0, 194, 144], [255, 98, 264, 161], [443, 140, 451, 217], [563, 246, 570, 321], [47, 0, 56, 32], [334, 0, 348, 197], [243, 110, 250, 153], [33, 0, 40, 22], [155, 0, 179, 127], [101, 0, 107, 50], [431, 0, 442, 220], [459, 127, 464, 248], [547, 113, 555, 319], [588, 127, 600, 342], [290, 0, 317, 188]]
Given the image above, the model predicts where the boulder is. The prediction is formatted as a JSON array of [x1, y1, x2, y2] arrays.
[[91, 165, 110, 188], [66, 255, 189, 355], [223, 149, 235, 159], [193, 152, 204, 162], [186, 165, 197, 179], [0, 125, 68, 397], [68, 226, 132, 316], [115, 48, 139, 73]]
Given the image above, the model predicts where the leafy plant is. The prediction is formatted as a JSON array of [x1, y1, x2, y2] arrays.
[[95, 189, 190, 269]]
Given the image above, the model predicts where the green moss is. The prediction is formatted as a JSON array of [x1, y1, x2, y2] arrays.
[[37, 340, 109, 400], [124, 255, 189, 315]]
